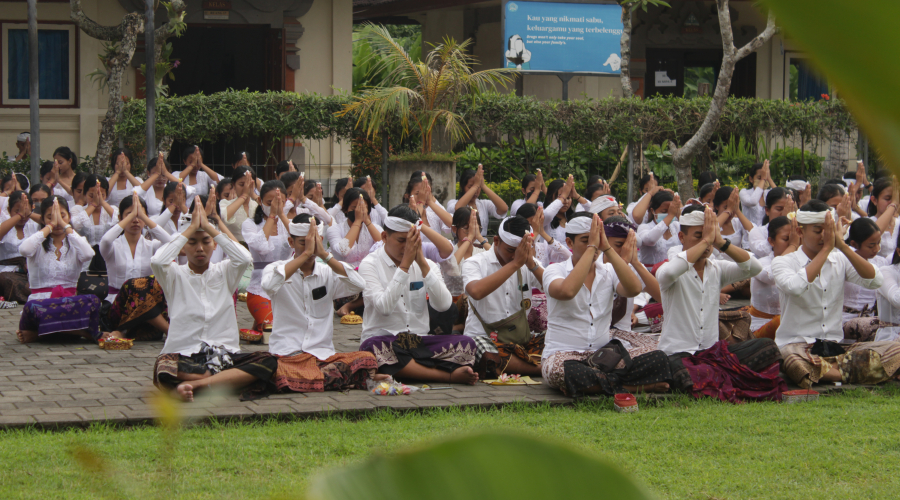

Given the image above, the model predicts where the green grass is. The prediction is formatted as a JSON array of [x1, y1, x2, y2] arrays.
[[3, 388, 900, 499]]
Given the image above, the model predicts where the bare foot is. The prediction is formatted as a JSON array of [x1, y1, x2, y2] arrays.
[[625, 382, 670, 393], [450, 366, 479, 385], [719, 293, 730, 305], [175, 383, 194, 402], [16, 329, 38, 343], [373, 374, 391, 382], [337, 304, 354, 316]]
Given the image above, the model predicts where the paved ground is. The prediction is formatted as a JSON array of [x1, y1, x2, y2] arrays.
[[0, 297, 872, 429]]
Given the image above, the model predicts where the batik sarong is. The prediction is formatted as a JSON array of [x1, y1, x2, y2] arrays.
[[781, 340, 900, 388], [541, 348, 672, 397], [19, 294, 101, 340], [273, 351, 377, 392], [360, 332, 477, 376], [106, 276, 167, 341]]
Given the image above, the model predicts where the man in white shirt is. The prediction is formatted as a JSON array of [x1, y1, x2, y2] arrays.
[[462, 215, 544, 377], [773, 201, 895, 388], [359, 205, 479, 384], [151, 198, 276, 402], [542, 213, 672, 396], [657, 205, 786, 401], [262, 214, 387, 393]]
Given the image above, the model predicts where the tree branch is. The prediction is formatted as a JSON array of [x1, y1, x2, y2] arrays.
[[735, 10, 777, 61], [69, 0, 141, 41]]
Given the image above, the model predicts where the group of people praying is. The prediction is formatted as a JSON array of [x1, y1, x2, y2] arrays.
[[6, 144, 900, 403]]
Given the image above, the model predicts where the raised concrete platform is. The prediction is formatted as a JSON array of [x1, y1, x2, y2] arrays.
[[0, 297, 872, 429]]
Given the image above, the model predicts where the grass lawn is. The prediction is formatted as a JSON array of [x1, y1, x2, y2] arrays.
[[2, 387, 900, 499]]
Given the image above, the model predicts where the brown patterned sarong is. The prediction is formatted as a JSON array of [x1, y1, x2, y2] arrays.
[[273, 351, 377, 392], [781, 341, 900, 388], [843, 317, 899, 343], [153, 350, 277, 400], [107, 276, 167, 340], [477, 333, 546, 378], [611, 329, 660, 357]]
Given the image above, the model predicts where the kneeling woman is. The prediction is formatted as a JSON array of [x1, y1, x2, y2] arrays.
[[0, 191, 40, 303], [17, 197, 100, 343], [242, 180, 294, 332], [101, 192, 174, 340], [263, 214, 386, 392], [542, 213, 672, 397]]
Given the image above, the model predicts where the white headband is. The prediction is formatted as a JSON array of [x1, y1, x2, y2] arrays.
[[16, 133, 29, 142], [178, 214, 217, 233], [566, 216, 593, 235], [795, 208, 835, 225], [498, 217, 522, 246], [785, 180, 809, 192], [680, 210, 706, 227], [590, 196, 618, 215], [289, 222, 311, 237], [844, 177, 857, 186], [384, 216, 420, 232]]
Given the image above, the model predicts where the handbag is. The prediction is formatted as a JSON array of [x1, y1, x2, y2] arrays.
[[77, 272, 108, 300], [469, 269, 532, 346], [587, 339, 632, 373]]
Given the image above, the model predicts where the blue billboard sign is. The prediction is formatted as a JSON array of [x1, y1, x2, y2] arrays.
[[503, 1, 624, 74]]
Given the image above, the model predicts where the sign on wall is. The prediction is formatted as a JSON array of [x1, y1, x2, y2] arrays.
[[502, 1, 624, 74]]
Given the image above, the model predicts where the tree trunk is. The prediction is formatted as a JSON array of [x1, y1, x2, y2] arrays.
[[158, 135, 174, 159], [822, 127, 849, 183], [619, 5, 633, 99], [670, 0, 777, 199], [92, 16, 142, 173]]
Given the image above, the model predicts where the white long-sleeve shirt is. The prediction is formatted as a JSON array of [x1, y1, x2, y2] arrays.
[[99, 224, 172, 301], [262, 260, 366, 358], [219, 198, 257, 242], [173, 170, 214, 197], [612, 264, 646, 332], [0, 215, 39, 271], [625, 194, 650, 225], [106, 178, 134, 209], [772, 248, 883, 347], [749, 255, 779, 331], [358, 246, 451, 342], [19, 230, 95, 300], [748, 223, 772, 259], [871, 216, 900, 259], [134, 184, 196, 218], [326, 220, 383, 269], [445, 198, 506, 237], [636, 218, 680, 266], [842, 254, 889, 321], [876, 264, 900, 325], [739, 187, 769, 227], [71, 205, 119, 247], [152, 233, 252, 355], [657, 250, 762, 355], [542, 258, 620, 359], [242, 217, 294, 299], [461, 247, 542, 338]]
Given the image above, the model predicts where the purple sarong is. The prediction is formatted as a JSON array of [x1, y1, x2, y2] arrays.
[[360, 332, 477, 375], [19, 295, 102, 340]]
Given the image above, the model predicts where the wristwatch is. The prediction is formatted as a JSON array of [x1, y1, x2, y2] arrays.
[[718, 239, 731, 252]]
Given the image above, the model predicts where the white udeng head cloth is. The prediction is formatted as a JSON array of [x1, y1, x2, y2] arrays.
[[16, 132, 29, 142], [288, 221, 326, 238], [384, 215, 420, 232], [590, 196, 618, 215], [785, 180, 809, 192], [795, 208, 835, 225], [679, 209, 706, 227], [497, 217, 523, 246], [565, 215, 593, 235]]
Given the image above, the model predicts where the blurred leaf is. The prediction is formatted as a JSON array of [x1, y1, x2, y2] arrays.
[[306, 432, 655, 500], [761, 0, 900, 170]]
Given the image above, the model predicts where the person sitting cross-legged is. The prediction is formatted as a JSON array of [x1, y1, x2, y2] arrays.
[[774, 201, 900, 388], [657, 205, 787, 403], [358, 205, 479, 385], [462, 215, 545, 378], [151, 198, 277, 402], [542, 213, 672, 396], [262, 214, 387, 392]]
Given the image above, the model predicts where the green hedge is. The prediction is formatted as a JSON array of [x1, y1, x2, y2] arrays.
[[117, 90, 855, 155]]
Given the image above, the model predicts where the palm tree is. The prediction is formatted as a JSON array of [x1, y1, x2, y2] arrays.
[[339, 23, 517, 154]]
